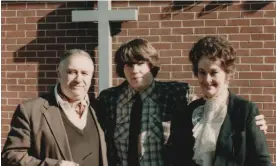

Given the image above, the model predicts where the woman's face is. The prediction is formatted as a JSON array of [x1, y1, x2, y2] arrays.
[[197, 56, 229, 98]]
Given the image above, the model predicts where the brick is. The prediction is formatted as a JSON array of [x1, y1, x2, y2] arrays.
[[16, 38, 34, 45], [251, 19, 274, 26], [26, 85, 47, 92], [7, 85, 26, 91], [6, 3, 26, 10], [227, 19, 250, 26], [218, 12, 240, 19], [218, 27, 239, 34], [150, 13, 171, 20], [263, 88, 276, 94], [129, 1, 150, 6], [138, 21, 159, 28], [171, 72, 193, 79], [128, 29, 149, 36], [161, 65, 182, 71], [236, 64, 250, 71], [250, 80, 274, 87], [251, 65, 274, 71], [45, 58, 59, 64], [172, 28, 193, 35], [239, 72, 262, 79], [1, 65, 16, 71], [229, 34, 250, 41], [264, 103, 276, 110], [264, 11, 276, 17], [121, 22, 138, 29], [205, 20, 227, 26], [46, 16, 66, 23], [139, 36, 160, 42], [36, 9, 55, 16], [18, 79, 38, 85], [172, 57, 190, 64], [112, 1, 129, 7], [150, 1, 170, 6], [138, 14, 149, 21], [240, 87, 262, 94], [182, 20, 204, 27], [240, 27, 263, 33], [161, 36, 182, 42], [26, 3, 46, 9], [240, 57, 263, 63], [241, 11, 264, 18], [26, 72, 45, 78], [240, 42, 263, 48], [264, 26, 276, 33], [161, 21, 181, 27], [17, 24, 37, 31], [262, 72, 276, 79], [160, 50, 181, 57], [197, 11, 218, 19], [6, 17, 25, 24], [183, 35, 204, 42], [2, 78, 17, 84], [251, 49, 274, 56], [195, 27, 216, 34], [46, 44, 65, 51], [264, 41, 276, 48], [152, 43, 171, 50], [159, 57, 171, 64], [39, 23, 57, 30], [57, 37, 76, 43], [252, 95, 273, 102], [66, 44, 86, 50], [150, 28, 171, 35], [251, 34, 274, 41], [1, 10, 16, 17], [17, 65, 37, 71], [26, 17, 44, 23], [172, 42, 193, 49], [2, 92, 18, 98], [17, 10, 35, 17], [173, 13, 195, 20], [2, 25, 17, 32], [7, 45, 25, 51], [2, 38, 16, 45], [265, 57, 276, 64], [139, 7, 160, 13]]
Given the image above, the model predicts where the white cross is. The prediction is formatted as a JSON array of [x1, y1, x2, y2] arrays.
[[72, 1, 138, 92]]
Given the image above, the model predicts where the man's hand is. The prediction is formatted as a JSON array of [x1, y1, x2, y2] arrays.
[[255, 114, 268, 134], [56, 160, 79, 166]]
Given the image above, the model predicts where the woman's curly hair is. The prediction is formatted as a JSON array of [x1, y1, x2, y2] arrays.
[[189, 36, 236, 78]]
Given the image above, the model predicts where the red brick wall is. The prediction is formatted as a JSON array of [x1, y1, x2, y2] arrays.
[[1, 1, 276, 163]]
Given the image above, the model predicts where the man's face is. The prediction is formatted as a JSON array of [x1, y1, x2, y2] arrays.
[[123, 61, 153, 92], [58, 54, 94, 102]]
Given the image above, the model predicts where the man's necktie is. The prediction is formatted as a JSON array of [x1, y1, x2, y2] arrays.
[[128, 94, 143, 166], [75, 102, 86, 119]]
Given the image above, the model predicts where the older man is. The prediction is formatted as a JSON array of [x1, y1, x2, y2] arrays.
[[2, 49, 107, 166]]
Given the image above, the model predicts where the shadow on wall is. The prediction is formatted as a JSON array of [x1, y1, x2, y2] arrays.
[[12, 1, 122, 99], [161, 0, 272, 18]]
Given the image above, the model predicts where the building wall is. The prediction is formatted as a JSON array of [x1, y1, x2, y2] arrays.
[[1, 1, 276, 163]]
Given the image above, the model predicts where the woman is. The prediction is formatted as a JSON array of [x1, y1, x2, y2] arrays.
[[180, 36, 271, 166]]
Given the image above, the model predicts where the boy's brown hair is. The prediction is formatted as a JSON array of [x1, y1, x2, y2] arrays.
[[115, 38, 160, 78]]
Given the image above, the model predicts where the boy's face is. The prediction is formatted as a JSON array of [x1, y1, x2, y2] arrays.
[[123, 61, 153, 92]]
